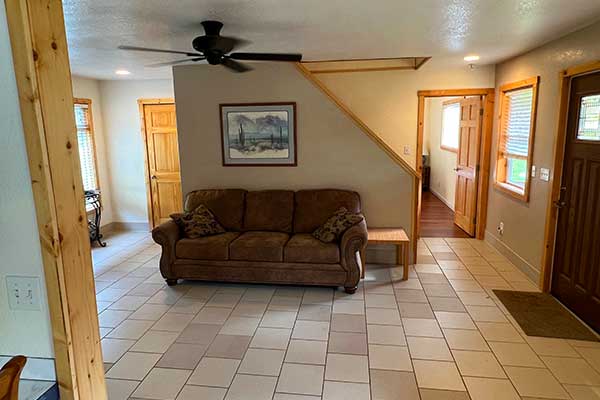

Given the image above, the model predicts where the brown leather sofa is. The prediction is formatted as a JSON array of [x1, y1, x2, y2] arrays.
[[152, 189, 368, 293]]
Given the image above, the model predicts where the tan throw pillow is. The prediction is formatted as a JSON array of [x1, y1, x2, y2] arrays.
[[170, 204, 226, 238], [313, 207, 363, 243]]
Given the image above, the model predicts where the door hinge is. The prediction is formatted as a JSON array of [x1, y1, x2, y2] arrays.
[[476, 165, 480, 173], [479, 108, 484, 116]]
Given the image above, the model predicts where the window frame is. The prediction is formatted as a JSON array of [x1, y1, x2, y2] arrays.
[[494, 76, 539, 202], [440, 98, 461, 153], [73, 98, 100, 193]]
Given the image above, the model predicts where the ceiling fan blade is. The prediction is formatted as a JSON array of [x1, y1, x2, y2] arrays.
[[229, 52, 302, 62], [146, 57, 205, 68], [221, 57, 252, 73], [118, 45, 202, 57]]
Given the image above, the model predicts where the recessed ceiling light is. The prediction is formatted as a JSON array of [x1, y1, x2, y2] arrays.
[[115, 69, 131, 75], [464, 55, 480, 62]]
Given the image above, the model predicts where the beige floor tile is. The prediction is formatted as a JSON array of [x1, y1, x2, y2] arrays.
[[394, 290, 429, 303], [109, 295, 149, 311], [99, 310, 132, 328], [156, 343, 206, 369], [219, 316, 260, 336], [170, 298, 205, 314], [422, 283, 457, 298], [107, 319, 154, 340], [226, 374, 277, 400], [403, 318, 443, 338], [205, 334, 252, 359], [398, 302, 436, 319], [106, 378, 139, 400], [407, 337, 453, 361], [393, 279, 424, 290], [434, 312, 476, 330], [131, 330, 179, 353], [489, 342, 544, 367], [443, 270, 474, 280], [413, 360, 465, 391], [526, 337, 580, 357], [106, 351, 161, 380], [419, 388, 470, 399], [367, 324, 406, 345], [187, 357, 240, 387], [563, 384, 600, 400], [331, 314, 367, 333], [576, 347, 600, 373], [463, 377, 520, 400], [302, 288, 334, 305], [476, 322, 524, 343], [329, 332, 368, 355], [129, 304, 171, 321], [453, 350, 506, 378], [132, 367, 191, 400], [504, 366, 570, 399], [367, 307, 403, 325], [277, 363, 325, 396], [428, 297, 466, 313], [456, 292, 495, 306], [292, 320, 330, 340], [207, 293, 242, 308], [298, 304, 332, 321], [542, 356, 600, 385], [176, 385, 226, 400], [101, 338, 135, 363], [369, 344, 412, 371], [322, 381, 370, 400], [443, 329, 489, 351], [273, 395, 321, 400], [332, 300, 366, 315], [261, 310, 298, 328], [269, 296, 302, 311], [176, 323, 221, 345], [370, 370, 420, 400], [465, 305, 508, 322], [250, 327, 291, 350], [366, 294, 398, 309], [325, 353, 370, 383], [152, 312, 195, 332], [238, 348, 285, 376], [193, 306, 232, 324], [285, 339, 328, 365], [231, 301, 268, 318]]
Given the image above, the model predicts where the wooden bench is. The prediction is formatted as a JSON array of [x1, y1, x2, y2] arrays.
[[364, 228, 410, 280]]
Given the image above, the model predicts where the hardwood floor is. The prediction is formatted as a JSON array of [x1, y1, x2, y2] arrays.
[[420, 191, 471, 238]]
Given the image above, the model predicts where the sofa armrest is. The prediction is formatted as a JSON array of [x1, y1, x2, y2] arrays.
[[152, 220, 180, 281], [339, 217, 368, 289]]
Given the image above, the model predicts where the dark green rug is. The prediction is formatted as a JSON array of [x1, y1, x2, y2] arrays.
[[493, 290, 599, 342]]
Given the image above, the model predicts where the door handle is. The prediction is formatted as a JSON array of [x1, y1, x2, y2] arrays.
[[151, 175, 157, 180], [554, 186, 567, 208], [453, 168, 461, 172]]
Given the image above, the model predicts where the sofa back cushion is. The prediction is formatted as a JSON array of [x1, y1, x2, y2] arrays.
[[294, 189, 361, 233], [184, 189, 246, 231], [244, 190, 294, 233]]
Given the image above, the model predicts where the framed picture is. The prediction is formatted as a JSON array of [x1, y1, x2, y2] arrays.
[[220, 102, 297, 166]]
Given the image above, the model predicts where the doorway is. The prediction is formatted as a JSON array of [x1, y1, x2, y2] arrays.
[[550, 69, 600, 333], [139, 99, 183, 228]]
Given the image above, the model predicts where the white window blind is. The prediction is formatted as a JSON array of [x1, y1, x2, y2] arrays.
[[74, 102, 98, 191], [441, 102, 460, 150], [500, 87, 534, 158]]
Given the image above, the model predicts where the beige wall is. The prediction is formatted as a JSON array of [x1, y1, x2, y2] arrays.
[[315, 62, 495, 167], [173, 63, 413, 233], [485, 20, 600, 279], [424, 97, 458, 209]]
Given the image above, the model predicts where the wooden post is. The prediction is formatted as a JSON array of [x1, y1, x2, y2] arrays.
[[5, 0, 107, 399]]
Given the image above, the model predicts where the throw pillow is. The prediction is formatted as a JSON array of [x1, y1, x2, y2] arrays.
[[313, 207, 363, 243], [170, 204, 226, 238]]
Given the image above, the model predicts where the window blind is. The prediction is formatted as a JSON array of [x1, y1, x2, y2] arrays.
[[74, 102, 98, 191], [500, 87, 533, 158]]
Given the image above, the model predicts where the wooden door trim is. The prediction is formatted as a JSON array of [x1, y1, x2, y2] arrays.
[[414, 89, 495, 257], [138, 98, 176, 229], [6, 0, 107, 398], [540, 61, 600, 292]]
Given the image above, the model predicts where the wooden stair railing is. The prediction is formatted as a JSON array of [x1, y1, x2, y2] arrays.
[[0, 356, 27, 400]]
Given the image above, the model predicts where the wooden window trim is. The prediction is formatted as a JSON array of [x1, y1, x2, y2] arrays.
[[440, 99, 461, 153], [493, 76, 539, 202], [74, 97, 100, 192]]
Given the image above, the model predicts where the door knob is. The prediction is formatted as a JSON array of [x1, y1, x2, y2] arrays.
[[151, 175, 157, 180], [453, 168, 461, 172], [553, 200, 567, 209]]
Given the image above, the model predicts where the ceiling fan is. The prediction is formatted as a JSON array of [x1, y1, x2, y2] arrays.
[[118, 20, 302, 73]]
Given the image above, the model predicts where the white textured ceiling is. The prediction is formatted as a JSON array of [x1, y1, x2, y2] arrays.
[[63, 0, 600, 80]]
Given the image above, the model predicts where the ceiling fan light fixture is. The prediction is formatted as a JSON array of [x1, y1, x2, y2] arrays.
[[463, 54, 480, 62], [115, 69, 131, 75]]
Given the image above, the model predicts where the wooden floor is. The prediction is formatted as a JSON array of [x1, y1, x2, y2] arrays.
[[420, 191, 471, 238]]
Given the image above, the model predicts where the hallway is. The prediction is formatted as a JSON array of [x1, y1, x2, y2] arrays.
[[420, 191, 471, 238]]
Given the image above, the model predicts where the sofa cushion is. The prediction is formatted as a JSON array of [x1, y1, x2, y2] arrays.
[[294, 189, 361, 233], [244, 190, 294, 233], [230, 231, 289, 262], [170, 205, 225, 238], [313, 207, 364, 243], [184, 189, 246, 231], [176, 232, 241, 260], [284, 234, 340, 264]]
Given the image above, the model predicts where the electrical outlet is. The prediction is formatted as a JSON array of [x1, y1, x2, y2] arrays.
[[531, 165, 536, 178], [6, 276, 41, 311], [403, 145, 411, 155], [540, 167, 550, 182], [498, 222, 504, 236]]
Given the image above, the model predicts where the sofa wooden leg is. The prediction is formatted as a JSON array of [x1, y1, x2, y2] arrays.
[[344, 286, 357, 294], [166, 278, 178, 286]]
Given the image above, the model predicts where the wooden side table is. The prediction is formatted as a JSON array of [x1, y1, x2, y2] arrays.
[[365, 228, 410, 280]]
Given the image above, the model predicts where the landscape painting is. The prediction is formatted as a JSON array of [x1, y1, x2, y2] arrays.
[[220, 103, 296, 166]]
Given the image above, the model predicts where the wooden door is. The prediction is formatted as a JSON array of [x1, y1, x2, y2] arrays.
[[454, 96, 483, 236], [142, 102, 183, 228], [551, 71, 600, 333]]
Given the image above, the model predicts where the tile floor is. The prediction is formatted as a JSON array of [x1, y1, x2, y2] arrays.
[[92, 231, 600, 400]]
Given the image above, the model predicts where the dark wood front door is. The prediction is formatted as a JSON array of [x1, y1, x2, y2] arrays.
[[551, 71, 600, 333]]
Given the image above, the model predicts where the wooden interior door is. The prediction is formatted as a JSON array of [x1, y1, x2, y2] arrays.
[[551, 71, 600, 333], [454, 96, 483, 236], [143, 102, 183, 228]]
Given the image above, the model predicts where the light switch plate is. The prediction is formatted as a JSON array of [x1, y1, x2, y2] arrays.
[[403, 145, 411, 155], [540, 167, 550, 182], [6, 276, 41, 311], [531, 165, 536, 177]]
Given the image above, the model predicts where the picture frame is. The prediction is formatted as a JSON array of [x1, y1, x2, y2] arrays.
[[220, 102, 297, 166]]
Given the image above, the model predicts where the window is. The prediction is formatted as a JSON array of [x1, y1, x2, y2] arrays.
[[494, 77, 539, 201], [441, 100, 460, 152], [577, 94, 600, 141], [74, 99, 99, 192]]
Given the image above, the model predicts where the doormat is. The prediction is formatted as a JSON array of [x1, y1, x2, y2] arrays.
[[493, 290, 599, 342]]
